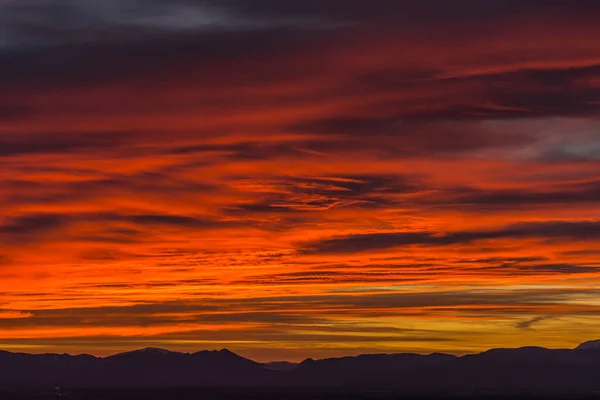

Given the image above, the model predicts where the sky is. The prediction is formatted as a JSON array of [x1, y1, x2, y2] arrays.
[[1, 0, 600, 362]]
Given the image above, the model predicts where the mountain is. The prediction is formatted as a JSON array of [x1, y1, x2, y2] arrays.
[[293, 344, 600, 394], [0, 347, 270, 389], [108, 347, 185, 358], [101, 348, 266, 387], [262, 361, 298, 371], [2, 341, 600, 394], [576, 339, 600, 351]]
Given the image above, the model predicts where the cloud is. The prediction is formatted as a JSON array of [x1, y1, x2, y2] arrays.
[[303, 220, 600, 254], [429, 181, 600, 208], [0, 131, 129, 157], [516, 316, 551, 330], [0, 213, 247, 244], [0, 214, 68, 235], [224, 174, 422, 215], [0, 0, 337, 50]]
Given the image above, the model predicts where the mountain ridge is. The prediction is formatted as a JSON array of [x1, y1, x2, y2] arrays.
[[576, 339, 600, 350], [2, 341, 600, 393], [4, 340, 595, 361]]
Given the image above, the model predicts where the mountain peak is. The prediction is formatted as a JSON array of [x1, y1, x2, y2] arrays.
[[193, 348, 239, 357], [138, 347, 174, 354], [111, 347, 183, 357], [576, 339, 600, 350]]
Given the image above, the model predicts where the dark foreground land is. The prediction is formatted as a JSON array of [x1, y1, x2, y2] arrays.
[[4, 342, 600, 399], [3, 388, 600, 400]]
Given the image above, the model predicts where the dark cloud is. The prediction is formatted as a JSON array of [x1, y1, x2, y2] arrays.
[[0, 131, 132, 157], [483, 263, 598, 275], [7, 0, 574, 50], [3, 1, 600, 125], [129, 215, 225, 228], [434, 181, 600, 208], [0, 14, 331, 93], [516, 316, 550, 330], [167, 142, 320, 161], [291, 118, 536, 156], [0, 212, 246, 243], [237, 270, 426, 285], [304, 232, 435, 254], [413, 64, 600, 121], [0, 176, 217, 215], [0, 0, 338, 50], [225, 174, 422, 215], [301, 63, 600, 128], [303, 220, 600, 254], [197, 0, 600, 25], [239, 260, 599, 285], [292, 117, 401, 136], [0, 214, 68, 235]]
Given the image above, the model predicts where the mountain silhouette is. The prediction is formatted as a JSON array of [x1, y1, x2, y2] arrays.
[[0, 347, 267, 389], [576, 339, 600, 351], [2, 341, 600, 394]]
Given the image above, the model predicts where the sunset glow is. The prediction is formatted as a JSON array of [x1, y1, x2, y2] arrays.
[[1, 0, 600, 361]]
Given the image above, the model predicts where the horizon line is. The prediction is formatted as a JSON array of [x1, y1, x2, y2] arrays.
[[2, 339, 598, 363]]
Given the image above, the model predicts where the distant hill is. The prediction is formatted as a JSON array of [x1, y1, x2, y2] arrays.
[[0, 347, 269, 389], [2, 341, 600, 395], [262, 361, 299, 371], [576, 339, 600, 351]]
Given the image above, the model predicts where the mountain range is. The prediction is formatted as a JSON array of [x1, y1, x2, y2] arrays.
[[2, 340, 600, 395]]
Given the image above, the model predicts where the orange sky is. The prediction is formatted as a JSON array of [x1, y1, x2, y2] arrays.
[[1, 0, 600, 361]]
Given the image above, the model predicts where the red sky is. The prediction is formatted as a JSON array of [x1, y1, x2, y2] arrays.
[[1, 0, 600, 361]]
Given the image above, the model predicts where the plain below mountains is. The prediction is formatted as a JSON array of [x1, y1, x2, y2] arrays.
[[2, 340, 600, 395]]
